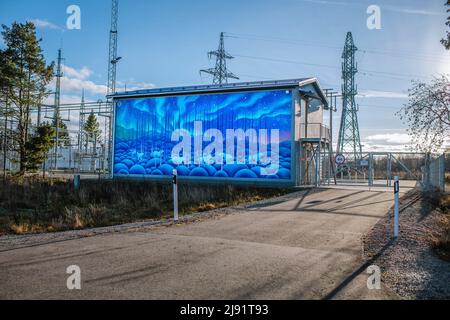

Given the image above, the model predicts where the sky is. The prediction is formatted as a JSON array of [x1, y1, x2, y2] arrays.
[[0, 0, 449, 151]]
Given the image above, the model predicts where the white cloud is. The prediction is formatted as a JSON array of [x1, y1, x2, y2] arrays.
[[47, 65, 158, 101], [46, 64, 157, 104], [48, 76, 107, 97], [43, 94, 85, 105], [364, 133, 411, 145], [363, 143, 410, 152], [61, 77, 108, 96], [29, 19, 63, 31], [360, 132, 412, 152], [48, 63, 105, 97], [361, 130, 450, 153], [116, 80, 156, 92], [358, 90, 408, 99], [62, 64, 93, 80]]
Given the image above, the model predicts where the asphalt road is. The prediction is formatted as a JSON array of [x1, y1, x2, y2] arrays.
[[0, 186, 405, 300]]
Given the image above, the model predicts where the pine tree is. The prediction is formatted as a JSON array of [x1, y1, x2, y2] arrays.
[[51, 110, 70, 146], [83, 111, 102, 150], [23, 124, 55, 171], [0, 22, 54, 175]]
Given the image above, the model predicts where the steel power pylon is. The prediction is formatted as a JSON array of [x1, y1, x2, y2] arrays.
[[53, 48, 63, 170], [78, 89, 85, 152], [106, 0, 120, 174], [200, 32, 239, 84], [337, 32, 362, 161], [107, 0, 119, 96]]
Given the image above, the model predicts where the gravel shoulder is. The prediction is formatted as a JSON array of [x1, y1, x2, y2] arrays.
[[0, 188, 319, 252], [363, 189, 450, 299]]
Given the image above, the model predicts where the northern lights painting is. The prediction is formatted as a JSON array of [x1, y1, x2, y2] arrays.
[[113, 89, 293, 181]]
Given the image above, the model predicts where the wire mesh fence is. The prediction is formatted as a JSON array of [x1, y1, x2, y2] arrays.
[[423, 153, 447, 192]]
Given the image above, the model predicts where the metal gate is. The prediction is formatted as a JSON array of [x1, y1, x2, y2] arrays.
[[312, 151, 428, 187]]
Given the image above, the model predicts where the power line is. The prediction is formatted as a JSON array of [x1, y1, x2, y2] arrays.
[[225, 32, 450, 64], [225, 33, 342, 51], [232, 53, 434, 81]]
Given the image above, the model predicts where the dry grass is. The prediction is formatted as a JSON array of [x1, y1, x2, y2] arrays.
[[0, 177, 292, 235], [440, 194, 450, 211], [432, 193, 450, 261]]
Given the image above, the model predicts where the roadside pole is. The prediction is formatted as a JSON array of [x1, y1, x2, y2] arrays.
[[394, 176, 399, 239], [173, 169, 178, 222], [73, 174, 81, 191]]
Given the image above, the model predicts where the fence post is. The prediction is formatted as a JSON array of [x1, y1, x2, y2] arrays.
[[172, 169, 178, 222], [73, 174, 80, 190], [368, 153, 373, 186], [439, 154, 445, 191], [425, 153, 431, 187], [394, 176, 399, 239]]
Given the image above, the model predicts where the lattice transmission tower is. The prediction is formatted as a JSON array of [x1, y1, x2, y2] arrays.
[[53, 48, 64, 170], [107, 0, 119, 96], [200, 32, 239, 84], [337, 32, 362, 161], [106, 0, 120, 173]]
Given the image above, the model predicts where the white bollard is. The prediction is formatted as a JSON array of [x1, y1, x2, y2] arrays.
[[173, 169, 178, 222], [394, 176, 399, 239]]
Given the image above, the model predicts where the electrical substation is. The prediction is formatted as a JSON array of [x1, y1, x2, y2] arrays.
[[0, 0, 446, 191]]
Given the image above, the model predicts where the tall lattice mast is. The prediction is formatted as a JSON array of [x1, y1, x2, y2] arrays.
[[107, 0, 119, 96], [200, 32, 239, 84], [337, 32, 362, 161], [53, 48, 63, 169], [106, 0, 119, 174], [78, 89, 85, 152], [54, 49, 62, 110]]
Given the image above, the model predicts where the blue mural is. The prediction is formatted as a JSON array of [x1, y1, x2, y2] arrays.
[[113, 89, 292, 180]]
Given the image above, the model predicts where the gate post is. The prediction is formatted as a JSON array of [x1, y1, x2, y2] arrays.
[[425, 153, 431, 187], [439, 153, 445, 191], [387, 153, 392, 187], [316, 144, 321, 187]]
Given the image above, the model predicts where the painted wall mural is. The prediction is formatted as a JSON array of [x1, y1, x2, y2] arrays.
[[113, 89, 293, 180]]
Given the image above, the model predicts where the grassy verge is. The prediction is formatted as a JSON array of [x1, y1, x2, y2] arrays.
[[432, 193, 450, 261], [0, 177, 293, 235]]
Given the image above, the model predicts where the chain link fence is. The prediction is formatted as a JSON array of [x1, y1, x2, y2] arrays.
[[422, 153, 448, 192]]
